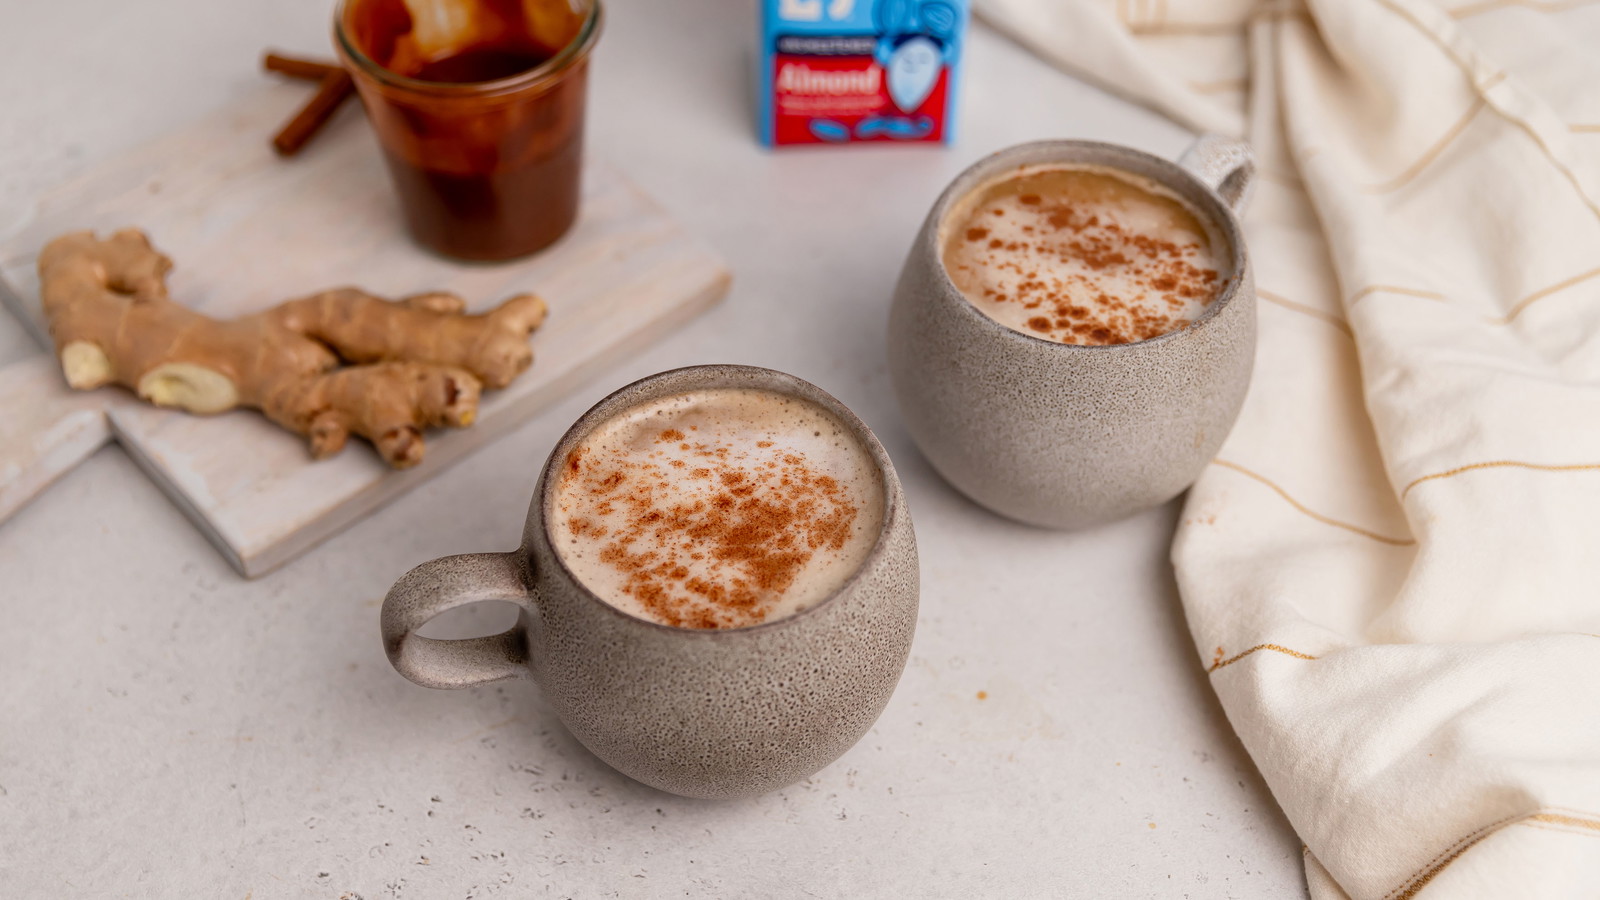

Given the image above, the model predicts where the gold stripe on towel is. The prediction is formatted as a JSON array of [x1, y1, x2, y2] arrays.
[[1388, 808, 1600, 900], [1213, 460, 1417, 545], [1128, 5, 1307, 34], [1528, 810, 1600, 833], [1349, 284, 1449, 305], [1386, 813, 1525, 900], [1346, 266, 1600, 323], [1449, 0, 1600, 19], [1361, 97, 1491, 194], [1208, 643, 1318, 672], [1377, 0, 1600, 223], [1259, 289, 1353, 336], [1401, 460, 1600, 499], [1518, 813, 1600, 837], [1495, 264, 1600, 323]]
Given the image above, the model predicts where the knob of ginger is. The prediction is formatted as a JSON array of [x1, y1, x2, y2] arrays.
[[38, 228, 548, 468]]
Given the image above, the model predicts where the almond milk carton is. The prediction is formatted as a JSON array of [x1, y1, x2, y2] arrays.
[[758, 0, 970, 146]]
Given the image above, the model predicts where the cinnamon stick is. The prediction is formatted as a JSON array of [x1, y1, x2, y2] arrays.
[[271, 69, 356, 157], [264, 52, 343, 82]]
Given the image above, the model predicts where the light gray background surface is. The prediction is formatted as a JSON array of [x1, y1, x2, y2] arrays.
[[0, 1, 1306, 896]]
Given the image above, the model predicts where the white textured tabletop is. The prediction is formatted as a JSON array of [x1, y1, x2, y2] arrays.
[[0, 1, 1306, 896]]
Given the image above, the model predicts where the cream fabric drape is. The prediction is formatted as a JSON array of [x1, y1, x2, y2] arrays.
[[973, 0, 1600, 896]]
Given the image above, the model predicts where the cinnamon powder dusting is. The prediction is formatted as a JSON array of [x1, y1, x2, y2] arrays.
[[553, 391, 883, 630], [942, 165, 1228, 345]]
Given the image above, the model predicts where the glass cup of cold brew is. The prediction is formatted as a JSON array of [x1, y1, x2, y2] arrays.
[[335, 0, 602, 261]]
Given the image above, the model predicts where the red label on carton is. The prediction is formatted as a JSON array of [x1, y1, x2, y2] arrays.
[[771, 55, 950, 144]]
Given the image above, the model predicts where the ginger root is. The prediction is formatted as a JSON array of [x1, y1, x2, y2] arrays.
[[39, 228, 548, 468]]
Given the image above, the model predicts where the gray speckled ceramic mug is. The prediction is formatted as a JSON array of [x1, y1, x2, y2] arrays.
[[380, 365, 919, 799], [887, 135, 1256, 529]]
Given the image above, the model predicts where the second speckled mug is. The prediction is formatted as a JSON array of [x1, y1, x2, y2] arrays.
[[887, 135, 1256, 529], [381, 365, 919, 799]]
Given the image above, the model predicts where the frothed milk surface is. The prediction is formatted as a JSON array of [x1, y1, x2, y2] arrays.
[[551, 389, 885, 630], [941, 165, 1230, 345]]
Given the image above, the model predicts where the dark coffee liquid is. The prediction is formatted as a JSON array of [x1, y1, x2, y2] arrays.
[[379, 128, 583, 260], [411, 46, 553, 84]]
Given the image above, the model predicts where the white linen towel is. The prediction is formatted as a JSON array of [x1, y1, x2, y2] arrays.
[[974, 0, 1600, 896]]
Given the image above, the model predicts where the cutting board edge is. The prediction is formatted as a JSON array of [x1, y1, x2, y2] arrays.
[[108, 412, 251, 576], [0, 268, 51, 349]]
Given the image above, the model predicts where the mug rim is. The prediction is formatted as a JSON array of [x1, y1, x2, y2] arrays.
[[333, 0, 603, 99], [923, 139, 1249, 354], [528, 364, 903, 637]]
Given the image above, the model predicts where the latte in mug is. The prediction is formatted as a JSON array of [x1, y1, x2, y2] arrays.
[[941, 164, 1230, 345], [887, 136, 1256, 529], [551, 388, 886, 629], [381, 365, 918, 799]]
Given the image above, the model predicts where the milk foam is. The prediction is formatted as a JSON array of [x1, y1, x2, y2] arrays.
[[941, 164, 1230, 345], [551, 388, 885, 630]]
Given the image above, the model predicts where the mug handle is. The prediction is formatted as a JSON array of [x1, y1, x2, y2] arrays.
[[1178, 134, 1256, 212], [380, 551, 537, 690]]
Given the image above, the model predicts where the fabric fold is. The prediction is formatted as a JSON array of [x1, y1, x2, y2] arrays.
[[974, 0, 1600, 896]]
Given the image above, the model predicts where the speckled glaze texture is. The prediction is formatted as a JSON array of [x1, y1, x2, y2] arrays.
[[887, 136, 1257, 529], [382, 365, 919, 800]]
